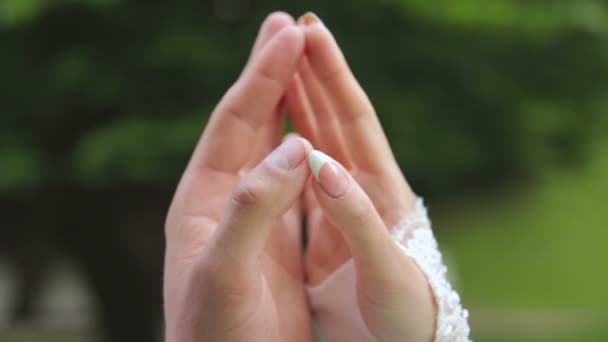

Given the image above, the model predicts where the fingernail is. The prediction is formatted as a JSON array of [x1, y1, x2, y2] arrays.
[[308, 150, 349, 198], [297, 12, 323, 26], [267, 138, 307, 170]]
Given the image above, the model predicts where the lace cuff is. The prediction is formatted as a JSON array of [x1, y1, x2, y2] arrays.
[[392, 199, 471, 341]]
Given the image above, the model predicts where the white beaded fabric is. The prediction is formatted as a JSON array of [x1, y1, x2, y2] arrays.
[[392, 199, 471, 342]]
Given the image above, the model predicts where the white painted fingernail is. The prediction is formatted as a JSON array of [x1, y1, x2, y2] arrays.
[[308, 150, 333, 181], [308, 150, 350, 198]]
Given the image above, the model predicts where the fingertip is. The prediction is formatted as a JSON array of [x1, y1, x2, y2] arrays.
[[297, 12, 324, 26], [255, 25, 304, 72], [282, 132, 301, 142], [298, 136, 314, 154], [301, 24, 344, 80], [283, 134, 315, 160], [249, 12, 295, 62], [263, 11, 295, 34], [308, 150, 332, 181], [276, 25, 305, 50], [308, 150, 350, 198], [302, 19, 331, 48]]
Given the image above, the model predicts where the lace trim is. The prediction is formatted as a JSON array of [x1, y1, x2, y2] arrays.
[[392, 199, 471, 342]]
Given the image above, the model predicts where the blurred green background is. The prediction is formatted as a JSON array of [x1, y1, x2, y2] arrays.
[[0, 0, 607, 341]]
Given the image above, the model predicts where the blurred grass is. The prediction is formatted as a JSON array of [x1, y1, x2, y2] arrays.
[[435, 140, 608, 340]]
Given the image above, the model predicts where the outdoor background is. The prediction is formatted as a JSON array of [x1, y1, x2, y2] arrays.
[[1, 0, 607, 341]]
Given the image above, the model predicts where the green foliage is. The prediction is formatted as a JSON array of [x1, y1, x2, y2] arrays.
[[0, 0, 119, 26], [74, 115, 203, 184], [0, 146, 41, 190], [402, 0, 608, 34], [0, 0, 607, 195]]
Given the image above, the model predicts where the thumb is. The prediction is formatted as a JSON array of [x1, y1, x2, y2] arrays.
[[209, 137, 312, 264]]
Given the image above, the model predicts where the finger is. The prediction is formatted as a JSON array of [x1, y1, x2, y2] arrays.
[[296, 56, 352, 168], [302, 177, 320, 242], [247, 12, 295, 65], [194, 25, 305, 174], [245, 101, 285, 171], [242, 12, 294, 169], [272, 133, 306, 249], [301, 13, 395, 172], [304, 212, 352, 285], [210, 138, 313, 263], [307, 149, 403, 283], [285, 74, 319, 147], [264, 134, 306, 274]]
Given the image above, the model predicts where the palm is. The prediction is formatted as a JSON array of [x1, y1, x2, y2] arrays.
[[165, 169, 311, 341], [166, 127, 310, 341]]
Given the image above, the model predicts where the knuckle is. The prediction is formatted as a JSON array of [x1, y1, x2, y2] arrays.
[[224, 105, 262, 132], [228, 162, 286, 214], [232, 183, 263, 208], [253, 67, 284, 94]]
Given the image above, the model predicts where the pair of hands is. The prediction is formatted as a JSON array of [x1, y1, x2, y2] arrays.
[[164, 12, 435, 342]]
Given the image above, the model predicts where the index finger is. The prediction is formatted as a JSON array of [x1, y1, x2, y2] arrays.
[[193, 25, 305, 174], [246, 12, 295, 70], [302, 13, 396, 172]]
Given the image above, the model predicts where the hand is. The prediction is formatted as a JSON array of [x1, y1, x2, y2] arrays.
[[163, 13, 314, 342], [286, 13, 437, 341]]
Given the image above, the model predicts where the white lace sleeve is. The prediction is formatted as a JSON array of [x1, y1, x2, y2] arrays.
[[392, 199, 471, 341]]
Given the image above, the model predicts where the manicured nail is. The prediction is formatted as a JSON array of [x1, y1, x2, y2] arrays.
[[308, 150, 349, 198], [267, 138, 306, 170], [298, 12, 323, 26]]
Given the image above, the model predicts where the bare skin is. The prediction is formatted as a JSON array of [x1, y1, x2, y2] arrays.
[[287, 13, 436, 341], [164, 12, 436, 342], [163, 13, 313, 342]]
